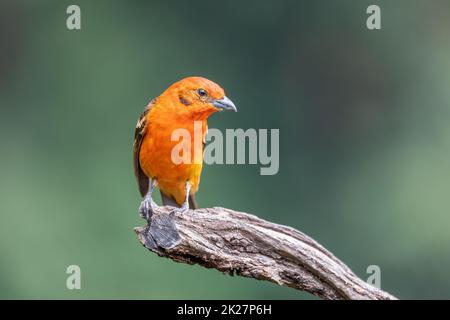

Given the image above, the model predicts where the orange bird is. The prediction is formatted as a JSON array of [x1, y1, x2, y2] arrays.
[[133, 77, 237, 219]]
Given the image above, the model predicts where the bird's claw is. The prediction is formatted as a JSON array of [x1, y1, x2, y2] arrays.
[[139, 198, 152, 221], [139, 198, 159, 221], [169, 205, 188, 218]]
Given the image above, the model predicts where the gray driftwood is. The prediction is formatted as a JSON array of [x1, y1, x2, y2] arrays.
[[134, 206, 397, 300]]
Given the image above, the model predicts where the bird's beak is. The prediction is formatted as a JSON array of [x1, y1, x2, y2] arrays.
[[212, 96, 237, 112]]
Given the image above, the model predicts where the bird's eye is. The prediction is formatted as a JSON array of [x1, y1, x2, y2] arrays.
[[197, 88, 208, 97]]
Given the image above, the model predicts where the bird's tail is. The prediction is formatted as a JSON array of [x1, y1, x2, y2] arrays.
[[160, 191, 198, 210]]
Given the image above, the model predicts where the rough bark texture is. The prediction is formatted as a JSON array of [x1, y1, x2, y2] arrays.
[[134, 206, 397, 300]]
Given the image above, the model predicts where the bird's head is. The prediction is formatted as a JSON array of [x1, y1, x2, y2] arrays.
[[160, 76, 237, 119]]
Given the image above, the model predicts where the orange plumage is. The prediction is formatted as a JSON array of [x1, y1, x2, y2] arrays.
[[133, 77, 236, 208]]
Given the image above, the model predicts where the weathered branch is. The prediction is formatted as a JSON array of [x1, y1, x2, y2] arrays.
[[134, 206, 397, 300]]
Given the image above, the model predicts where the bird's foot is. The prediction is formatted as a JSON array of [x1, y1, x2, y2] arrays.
[[139, 197, 158, 221], [171, 202, 189, 216]]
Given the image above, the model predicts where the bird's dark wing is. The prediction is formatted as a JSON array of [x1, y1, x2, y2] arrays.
[[133, 99, 155, 197]]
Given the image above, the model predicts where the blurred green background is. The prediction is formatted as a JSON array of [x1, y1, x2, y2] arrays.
[[1, 0, 450, 299]]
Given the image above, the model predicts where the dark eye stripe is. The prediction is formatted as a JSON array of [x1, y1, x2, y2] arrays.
[[179, 95, 191, 106]]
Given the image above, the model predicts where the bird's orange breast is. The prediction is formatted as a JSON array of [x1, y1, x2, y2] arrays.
[[139, 108, 208, 205]]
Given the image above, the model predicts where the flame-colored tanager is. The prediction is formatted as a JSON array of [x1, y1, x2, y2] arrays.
[[133, 77, 237, 219]]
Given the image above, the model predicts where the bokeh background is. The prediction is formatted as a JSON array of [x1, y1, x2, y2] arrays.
[[1, 0, 450, 299]]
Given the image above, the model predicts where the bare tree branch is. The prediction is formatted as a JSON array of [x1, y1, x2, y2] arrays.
[[134, 206, 397, 300]]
